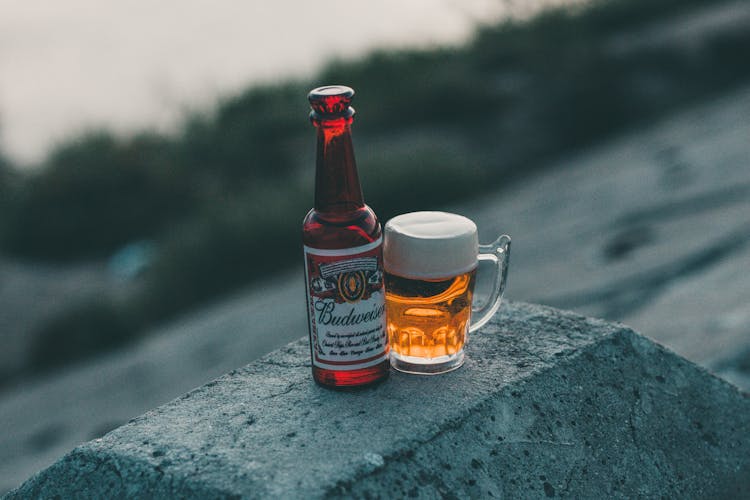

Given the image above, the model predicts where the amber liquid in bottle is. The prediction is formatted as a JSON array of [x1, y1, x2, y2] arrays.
[[302, 86, 390, 388]]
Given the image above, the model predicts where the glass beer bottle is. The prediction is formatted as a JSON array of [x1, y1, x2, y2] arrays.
[[302, 85, 390, 388]]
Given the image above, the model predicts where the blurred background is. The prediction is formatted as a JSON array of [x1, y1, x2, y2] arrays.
[[1, 0, 749, 493]]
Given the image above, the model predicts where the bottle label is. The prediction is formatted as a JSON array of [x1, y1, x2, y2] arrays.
[[303, 237, 388, 370]]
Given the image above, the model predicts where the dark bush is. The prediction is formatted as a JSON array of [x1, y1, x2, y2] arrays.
[[177, 82, 310, 191], [133, 183, 310, 325], [2, 132, 195, 260], [29, 299, 132, 370]]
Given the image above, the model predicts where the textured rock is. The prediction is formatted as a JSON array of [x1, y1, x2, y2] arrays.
[[6, 302, 749, 499]]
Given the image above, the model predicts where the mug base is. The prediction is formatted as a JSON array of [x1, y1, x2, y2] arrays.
[[390, 351, 465, 375]]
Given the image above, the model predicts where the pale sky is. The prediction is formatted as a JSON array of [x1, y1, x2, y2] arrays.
[[0, 0, 582, 166]]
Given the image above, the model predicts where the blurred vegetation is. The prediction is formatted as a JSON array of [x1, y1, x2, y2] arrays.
[[29, 299, 131, 370], [2, 132, 196, 260], [2, 0, 750, 372]]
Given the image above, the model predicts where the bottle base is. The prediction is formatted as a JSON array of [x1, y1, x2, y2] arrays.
[[312, 360, 390, 389]]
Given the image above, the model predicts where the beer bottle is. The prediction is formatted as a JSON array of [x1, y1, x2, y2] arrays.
[[302, 85, 389, 388]]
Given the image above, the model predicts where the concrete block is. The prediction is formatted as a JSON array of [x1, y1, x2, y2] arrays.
[[6, 302, 749, 499]]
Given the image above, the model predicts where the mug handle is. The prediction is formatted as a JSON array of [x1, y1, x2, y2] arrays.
[[469, 234, 511, 333]]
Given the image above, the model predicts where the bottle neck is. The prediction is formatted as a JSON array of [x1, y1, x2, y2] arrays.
[[314, 117, 365, 214]]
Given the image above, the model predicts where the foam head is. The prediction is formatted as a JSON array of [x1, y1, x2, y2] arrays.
[[384, 211, 478, 279]]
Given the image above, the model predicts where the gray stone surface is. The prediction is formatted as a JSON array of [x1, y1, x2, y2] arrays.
[[6, 302, 749, 499]]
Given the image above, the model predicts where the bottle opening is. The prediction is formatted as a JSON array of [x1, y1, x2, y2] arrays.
[[309, 85, 355, 122]]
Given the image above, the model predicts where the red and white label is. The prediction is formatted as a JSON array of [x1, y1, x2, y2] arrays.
[[303, 237, 388, 370]]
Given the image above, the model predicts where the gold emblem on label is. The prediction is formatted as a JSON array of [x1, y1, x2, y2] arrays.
[[338, 271, 366, 302]]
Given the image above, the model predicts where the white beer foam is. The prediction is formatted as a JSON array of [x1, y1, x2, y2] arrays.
[[384, 211, 478, 279]]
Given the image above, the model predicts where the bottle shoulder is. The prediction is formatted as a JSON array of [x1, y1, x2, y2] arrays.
[[302, 205, 381, 250]]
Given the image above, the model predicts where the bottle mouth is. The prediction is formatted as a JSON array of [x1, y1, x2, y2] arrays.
[[309, 85, 356, 123]]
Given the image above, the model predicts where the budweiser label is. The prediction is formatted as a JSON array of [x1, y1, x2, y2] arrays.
[[303, 237, 388, 370]]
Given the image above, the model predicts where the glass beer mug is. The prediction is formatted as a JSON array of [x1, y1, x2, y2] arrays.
[[383, 212, 511, 374]]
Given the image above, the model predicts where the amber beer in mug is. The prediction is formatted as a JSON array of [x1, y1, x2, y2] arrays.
[[384, 212, 511, 374]]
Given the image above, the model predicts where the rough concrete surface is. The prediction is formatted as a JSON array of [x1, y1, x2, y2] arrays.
[[6, 302, 749, 499]]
